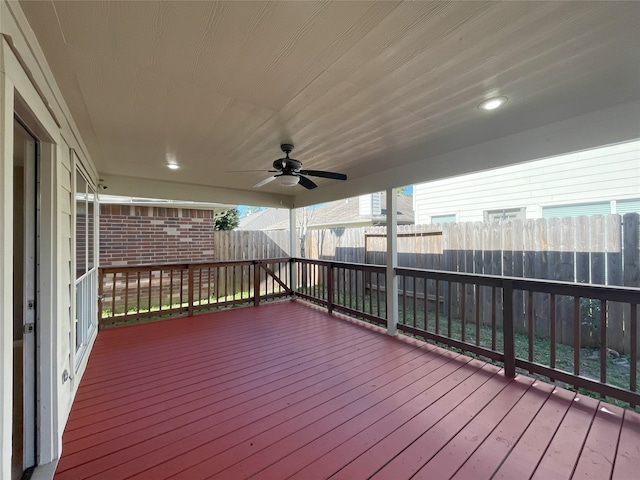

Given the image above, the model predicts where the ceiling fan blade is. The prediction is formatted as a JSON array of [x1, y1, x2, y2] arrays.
[[297, 175, 317, 189], [253, 176, 277, 188], [299, 169, 347, 181]]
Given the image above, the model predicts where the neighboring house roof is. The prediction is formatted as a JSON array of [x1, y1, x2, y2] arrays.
[[238, 208, 290, 230], [238, 192, 414, 231]]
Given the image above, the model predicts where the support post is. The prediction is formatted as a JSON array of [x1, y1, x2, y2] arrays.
[[386, 188, 398, 336], [503, 279, 516, 377], [289, 208, 297, 294]]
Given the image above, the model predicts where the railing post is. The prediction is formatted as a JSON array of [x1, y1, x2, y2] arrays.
[[98, 268, 104, 331], [254, 261, 261, 306], [327, 264, 334, 314], [290, 257, 297, 297], [188, 264, 194, 317], [503, 279, 516, 377]]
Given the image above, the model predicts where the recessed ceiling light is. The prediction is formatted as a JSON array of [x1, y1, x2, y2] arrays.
[[479, 96, 508, 111], [166, 163, 179, 170]]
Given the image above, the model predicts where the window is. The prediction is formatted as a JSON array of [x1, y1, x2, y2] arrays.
[[75, 167, 98, 361], [484, 207, 525, 222], [616, 198, 640, 215], [431, 214, 457, 224], [542, 201, 610, 219]]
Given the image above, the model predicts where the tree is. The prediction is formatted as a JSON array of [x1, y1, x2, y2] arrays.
[[214, 208, 240, 230]]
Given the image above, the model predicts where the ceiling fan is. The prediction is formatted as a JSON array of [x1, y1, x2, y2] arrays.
[[253, 144, 347, 189]]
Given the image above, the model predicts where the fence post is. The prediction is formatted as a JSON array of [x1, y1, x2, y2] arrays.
[[254, 261, 261, 306], [503, 279, 516, 377], [188, 264, 194, 317], [98, 268, 104, 331]]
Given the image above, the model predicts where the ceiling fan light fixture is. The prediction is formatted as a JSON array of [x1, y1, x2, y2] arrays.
[[278, 174, 299, 187], [479, 96, 508, 111]]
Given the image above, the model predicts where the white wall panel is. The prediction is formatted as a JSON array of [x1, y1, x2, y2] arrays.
[[415, 140, 640, 223]]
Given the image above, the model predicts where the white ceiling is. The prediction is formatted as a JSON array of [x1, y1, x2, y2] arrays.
[[19, 1, 640, 208]]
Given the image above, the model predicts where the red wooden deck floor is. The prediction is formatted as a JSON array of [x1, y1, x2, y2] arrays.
[[55, 300, 640, 480]]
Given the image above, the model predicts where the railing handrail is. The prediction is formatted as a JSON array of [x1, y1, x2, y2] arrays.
[[395, 266, 640, 303]]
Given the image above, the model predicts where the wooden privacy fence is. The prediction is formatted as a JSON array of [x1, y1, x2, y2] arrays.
[[219, 213, 639, 353]]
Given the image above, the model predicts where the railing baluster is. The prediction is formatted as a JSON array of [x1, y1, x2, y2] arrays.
[[435, 279, 440, 335], [188, 265, 194, 317], [232, 264, 237, 301], [447, 281, 452, 338], [111, 272, 116, 316], [147, 271, 152, 312], [207, 267, 211, 304], [169, 269, 174, 308], [574, 296, 580, 376], [159, 269, 163, 311], [503, 279, 515, 378], [136, 271, 141, 314], [180, 267, 185, 308], [600, 299, 607, 388], [528, 290, 534, 362], [412, 276, 417, 329], [327, 265, 334, 313], [631, 304, 637, 405], [224, 265, 228, 301], [124, 272, 129, 314], [461, 282, 466, 343], [479, 284, 483, 347], [550, 294, 556, 370], [423, 276, 427, 332], [376, 272, 381, 317]]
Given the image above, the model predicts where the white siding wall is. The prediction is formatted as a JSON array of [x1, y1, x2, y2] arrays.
[[414, 140, 640, 223], [58, 142, 74, 428], [0, 2, 100, 475]]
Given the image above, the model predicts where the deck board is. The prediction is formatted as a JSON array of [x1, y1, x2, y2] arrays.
[[55, 300, 640, 480]]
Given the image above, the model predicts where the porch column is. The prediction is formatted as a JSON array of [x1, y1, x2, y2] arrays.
[[386, 188, 398, 336], [289, 208, 297, 293]]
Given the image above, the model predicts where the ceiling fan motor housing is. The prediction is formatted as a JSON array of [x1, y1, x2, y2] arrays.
[[273, 158, 302, 172]]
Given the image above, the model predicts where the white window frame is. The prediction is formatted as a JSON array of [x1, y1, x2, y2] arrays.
[[74, 159, 98, 368]]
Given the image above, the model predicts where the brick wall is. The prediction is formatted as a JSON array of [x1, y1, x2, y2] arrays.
[[99, 204, 217, 267]]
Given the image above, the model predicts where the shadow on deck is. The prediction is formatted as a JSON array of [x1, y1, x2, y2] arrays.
[[56, 300, 639, 479]]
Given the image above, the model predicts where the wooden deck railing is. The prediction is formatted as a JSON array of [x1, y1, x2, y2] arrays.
[[98, 257, 639, 407], [98, 258, 291, 328]]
